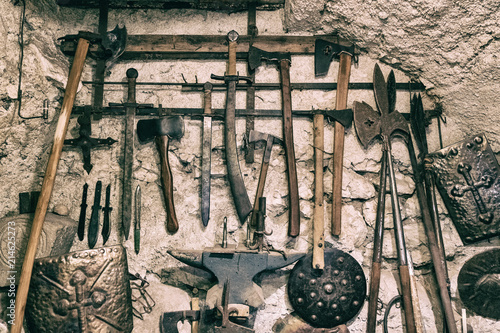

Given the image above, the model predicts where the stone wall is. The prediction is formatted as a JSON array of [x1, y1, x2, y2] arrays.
[[0, 1, 498, 332]]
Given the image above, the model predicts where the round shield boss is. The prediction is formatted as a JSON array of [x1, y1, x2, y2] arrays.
[[458, 248, 500, 320], [287, 248, 366, 328]]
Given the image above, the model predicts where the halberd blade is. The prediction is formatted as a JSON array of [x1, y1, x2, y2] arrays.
[[373, 63, 389, 116], [353, 101, 381, 149]]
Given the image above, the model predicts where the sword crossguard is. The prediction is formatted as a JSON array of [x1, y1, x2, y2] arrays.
[[210, 73, 253, 84]]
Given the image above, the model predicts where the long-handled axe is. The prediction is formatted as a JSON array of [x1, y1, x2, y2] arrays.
[[314, 39, 356, 237], [248, 46, 300, 237], [11, 29, 126, 333]]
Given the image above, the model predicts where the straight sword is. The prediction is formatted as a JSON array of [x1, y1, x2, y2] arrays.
[[201, 82, 213, 226], [88, 180, 102, 249]]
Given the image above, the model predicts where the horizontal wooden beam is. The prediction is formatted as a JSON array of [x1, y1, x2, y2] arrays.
[[59, 34, 357, 60]]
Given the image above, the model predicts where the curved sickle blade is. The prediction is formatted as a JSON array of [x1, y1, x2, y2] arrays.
[[353, 101, 381, 149], [373, 63, 389, 116]]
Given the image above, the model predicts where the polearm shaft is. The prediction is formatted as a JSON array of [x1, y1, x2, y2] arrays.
[[12, 35, 92, 333], [122, 68, 138, 239]]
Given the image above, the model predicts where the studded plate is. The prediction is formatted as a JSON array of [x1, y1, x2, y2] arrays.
[[458, 248, 500, 320], [287, 248, 366, 328]]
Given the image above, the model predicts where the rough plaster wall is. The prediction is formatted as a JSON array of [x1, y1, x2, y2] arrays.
[[0, 1, 498, 333]]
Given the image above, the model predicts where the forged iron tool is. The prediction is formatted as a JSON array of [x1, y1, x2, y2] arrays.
[[211, 31, 253, 224], [78, 183, 89, 241], [137, 116, 184, 233], [101, 183, 112, 245], [134, 185, 141, 254], [122, 67, 139, 239], [314, 39, 355, 237], [248, 45, 300, 237], [201, 82, 214, 226], [13, 29, 126, 332], [408, 94, 458, 333], [247, 130, 283, 229], [160, 310, 201, 333], [353, 64, 416, 333], [215, 280, 254, 333], [88, 180, 102, 249]]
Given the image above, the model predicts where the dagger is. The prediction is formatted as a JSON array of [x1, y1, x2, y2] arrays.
[[78, 183, 88, 241], [201, 82, 213, 227], [88, 180, 102, 249], [101, 184, 112, 245], [134, 185, 141, 254]]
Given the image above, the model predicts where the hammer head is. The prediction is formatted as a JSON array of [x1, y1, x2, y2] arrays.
[[314, 39, 355, 77], [248, 130, 283, 146], [137, 116, 184, 142], [248, 46, 290, 71]]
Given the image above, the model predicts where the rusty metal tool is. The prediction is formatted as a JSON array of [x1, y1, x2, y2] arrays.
[[408, 93, 458, 333], [122, 67, 138, 239], [88, 180, 102, 249], [134, 184, 141, 254], [160, 310, 201, 333], [314, 39, 356, 237], [247, 130, 283, 228], [12, 30, 122, 333], [211, 30, 253, 224], [248, 45, 300, 237], [78, 183, 89, 241], [137, 116, 184, 233], [101, 183, 112, 245], [353, 64, 416, 333], [201, 82, 213, 226], [215, 280, 254, 333]]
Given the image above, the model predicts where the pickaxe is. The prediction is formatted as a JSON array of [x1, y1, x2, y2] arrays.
[[353, 64, 416, 333], [248, 46, 300, 237], [137, 116, 185, 233], [12, 29, 126, 333], [314, 39, 356, 237], [246, 130, 283, 228]]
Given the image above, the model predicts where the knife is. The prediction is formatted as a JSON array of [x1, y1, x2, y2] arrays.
[[134, 185, 141, 254], [101, 184, 112, 245], [88, 181, 102, 249], [78, 183, 88, 241]]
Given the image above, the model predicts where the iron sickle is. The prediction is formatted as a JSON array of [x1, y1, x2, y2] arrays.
[[248, 45, 300, 237], [210, 31, 253, 223]]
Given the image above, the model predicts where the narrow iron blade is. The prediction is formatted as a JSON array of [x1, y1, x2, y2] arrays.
[[88, 181, 102, 249], [201, 116, 212, 226], [387, 70, 396, 114], [373, 63, 389, 116], [101, 184, 112, 245], [134, 185, 141, 254], [78, 183, 88, 241]]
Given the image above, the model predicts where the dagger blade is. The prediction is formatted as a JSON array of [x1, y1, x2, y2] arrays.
[[101, 184, 112, 245], [134, 185, 141, 254], [78, 183, 88, 241], [88, 181, 102, 249]]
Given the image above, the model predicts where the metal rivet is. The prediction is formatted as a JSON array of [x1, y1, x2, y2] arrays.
[[317, 302, 324, 308], [355, 275, 362, 281], [341, 279, 348, 286], [298, 272, 305, 279], [324, 284, 334, 294], [467, 143, 473, 148], [449, 148, 458, 156], [311, 315, 318, 321], [73, 253, 79, 258], [332, 303, 338, 309], [335, 316, 341, 321], [353, 300, 359, 306], [99, 249, 105, 254], [297, 298, 304, 304], [340, 296, 347, 301], [337, 257, 345, 264], [310, 279, 317, 286], [474, 136, 483, 144], [333, 270, 340, 275], [310, 292, 317, 299]]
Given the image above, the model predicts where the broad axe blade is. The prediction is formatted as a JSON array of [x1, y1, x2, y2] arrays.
[[248, 130, 283, 146], [324, 109, 353, 128], [248, 46, 289, 71], [137, 116, 185, 142], [102, 25, 127, 66], [353, 101, 381, 149], [314, 39, 355, 77]]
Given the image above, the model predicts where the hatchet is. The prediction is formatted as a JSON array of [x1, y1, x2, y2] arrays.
[[137, 116, 184, 233]]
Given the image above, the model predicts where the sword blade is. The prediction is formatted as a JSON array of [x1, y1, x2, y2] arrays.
[[88, 181, 102, 248], [201, 116, 212, 226], [134, 185, 141, 254], [78, 183, 88, 241], [101, 184, 112, 245]]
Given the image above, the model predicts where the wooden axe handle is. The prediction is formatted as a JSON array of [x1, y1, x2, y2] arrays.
[[156, 135, 179, 233], [12, 37, 91, 333], [332, 53, 352, 236], [312, 113, 325, 269]]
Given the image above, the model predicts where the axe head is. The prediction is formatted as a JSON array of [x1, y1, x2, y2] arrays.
[[160, 310, 200, 333], [248, 130, 283, 146], [137, 116, 184, 142], [314, 39, 355, 77], [248, 46, 290, 71], [102, 25, 127, 66], [353, 101, 381, 149]]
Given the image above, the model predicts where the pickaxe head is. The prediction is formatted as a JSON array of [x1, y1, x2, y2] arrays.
[[314, 39, 356, 77], [248, 46, 291, 71], [160, 310, 200, 333], [248, 130, 283, 146], [137, 116, 185, 142]]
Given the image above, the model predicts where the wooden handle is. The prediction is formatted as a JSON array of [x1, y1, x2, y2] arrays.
[[191, 297, 200, 333], [227, 40, 237, 76], [399, 264, 417, 333], [366, 261, 382, 333], [250, 162, 269, 228], [312, 113, 324, 269], [156, 135, 179, 233], [331, 53, 352, 236], [280, 59, 300, 237], [203, 82, 212, 115], [12, 37, 91, 333]]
